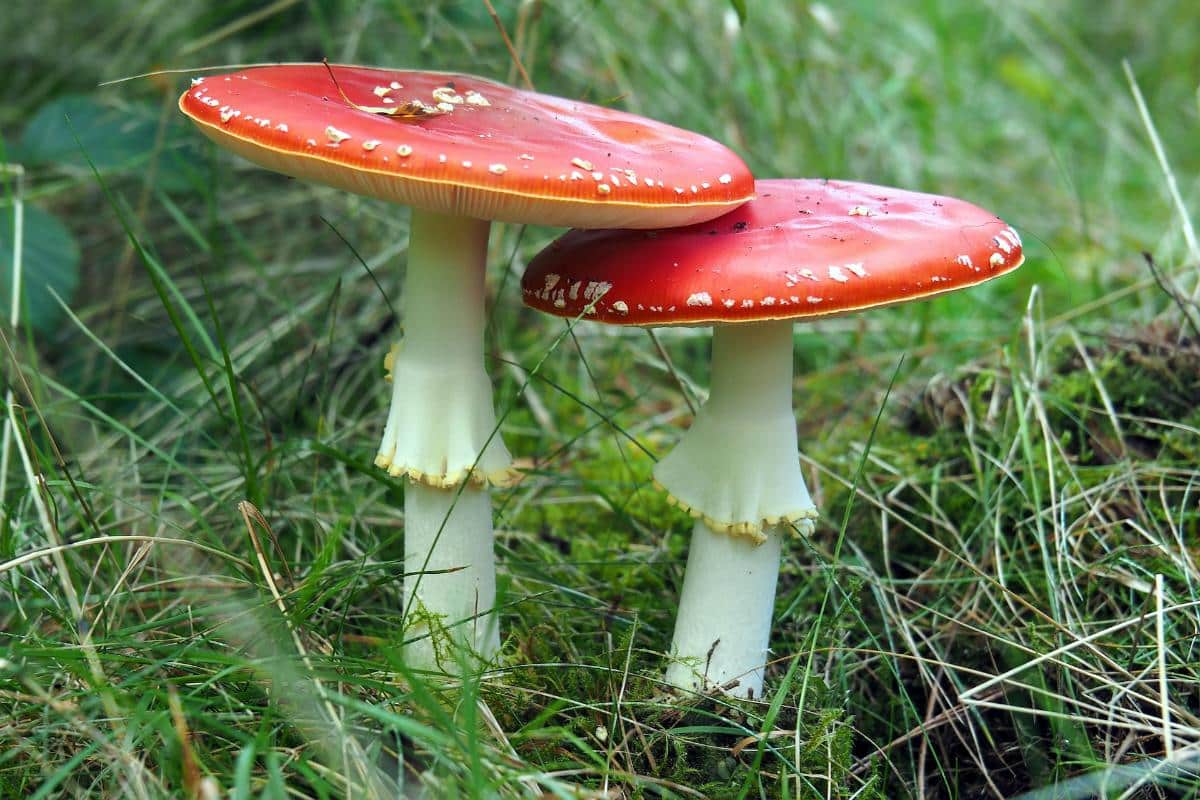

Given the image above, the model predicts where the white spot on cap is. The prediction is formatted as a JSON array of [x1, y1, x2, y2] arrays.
[[807, 296, 823, 304], [461, 160, 473, 168], [306, 138, 317, 147], [373, 86, 391, 98], [686, 292, 713, 307], [571, 157, 594, 171], [597, 183, 611, 194], [438, 154, 448, 163], [570, 171, 583, 181], [827, 265, 850, 283], [465, 90, 491, 106], [848, 205, 872, 216], [325, 126, 350, 144], [191, 77, 205, 86], [539, 273, 560, 300], [723, 298, 735, 307], [518, 153, 534, 161], [432, 87, 463, 105], [741, 299, 754, 308], [397, 145, 413, 157], [992, 235, 1013, 254], [956, 255, 974, 269], [389, 81, 403, 90], [583, 281, 612, 300], [489, 163, 507, 175], [363, 140, 381, 151], [990, 252, 1005, 267], [219, 108, 236, 123], [761, 296, 776, 306], [612, 300, 629, 315], [275, 123, 289, 132], [718, 173, 732, 184]]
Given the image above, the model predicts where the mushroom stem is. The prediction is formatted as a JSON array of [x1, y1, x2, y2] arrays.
[[379, 209, 511, 669], [661, 319, 810, 697], [403, 482, 500, 669], [664, 521, 783, 698], [654, 320, 814, 537], [402, 210, 490, 362]]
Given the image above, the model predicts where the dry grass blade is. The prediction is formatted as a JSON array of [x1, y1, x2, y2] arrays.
[[1122, 60, 1200, 299]]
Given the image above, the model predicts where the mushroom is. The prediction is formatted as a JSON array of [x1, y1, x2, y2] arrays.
[[521, 178, 1024, 697], [178, 64, 754, 670]]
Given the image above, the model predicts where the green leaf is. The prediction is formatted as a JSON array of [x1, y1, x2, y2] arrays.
[[17, 95, 164, 174], [0, 204, 80, 333], [729, 0, 747, 23]]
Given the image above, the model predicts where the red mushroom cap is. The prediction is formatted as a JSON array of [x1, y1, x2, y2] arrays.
[[522, 178, 1024, 325], [179, 64, 754, 229]]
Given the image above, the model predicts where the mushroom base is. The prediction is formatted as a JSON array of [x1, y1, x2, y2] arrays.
[[402, 481, 501, 670], [653, 320, 816, 542], [664, 520, 782, 699]]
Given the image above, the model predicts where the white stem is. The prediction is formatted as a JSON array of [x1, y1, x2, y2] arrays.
[[665, 521, 782, 699], [375, 209, 509, 669], [661, 320, 816, 697], [376, 210, 515, 487], [403, 482, 500, 670], [403, 210, 487, 363]]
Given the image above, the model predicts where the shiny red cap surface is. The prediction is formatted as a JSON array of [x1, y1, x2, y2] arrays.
[[522, 178, 1023, 324], [179, 64, 755, 229]]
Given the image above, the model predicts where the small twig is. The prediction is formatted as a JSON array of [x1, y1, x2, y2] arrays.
[[647, 328, 698, 414], [482, 0, 534, 89], [1142, 252, 1200, 341]]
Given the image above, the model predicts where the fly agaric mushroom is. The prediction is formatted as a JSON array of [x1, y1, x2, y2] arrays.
[[178, 64, 754, 670], [522, 178, 1023, 697]]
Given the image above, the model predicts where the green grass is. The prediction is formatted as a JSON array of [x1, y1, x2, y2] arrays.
[[2, 1, 1199, 797]]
